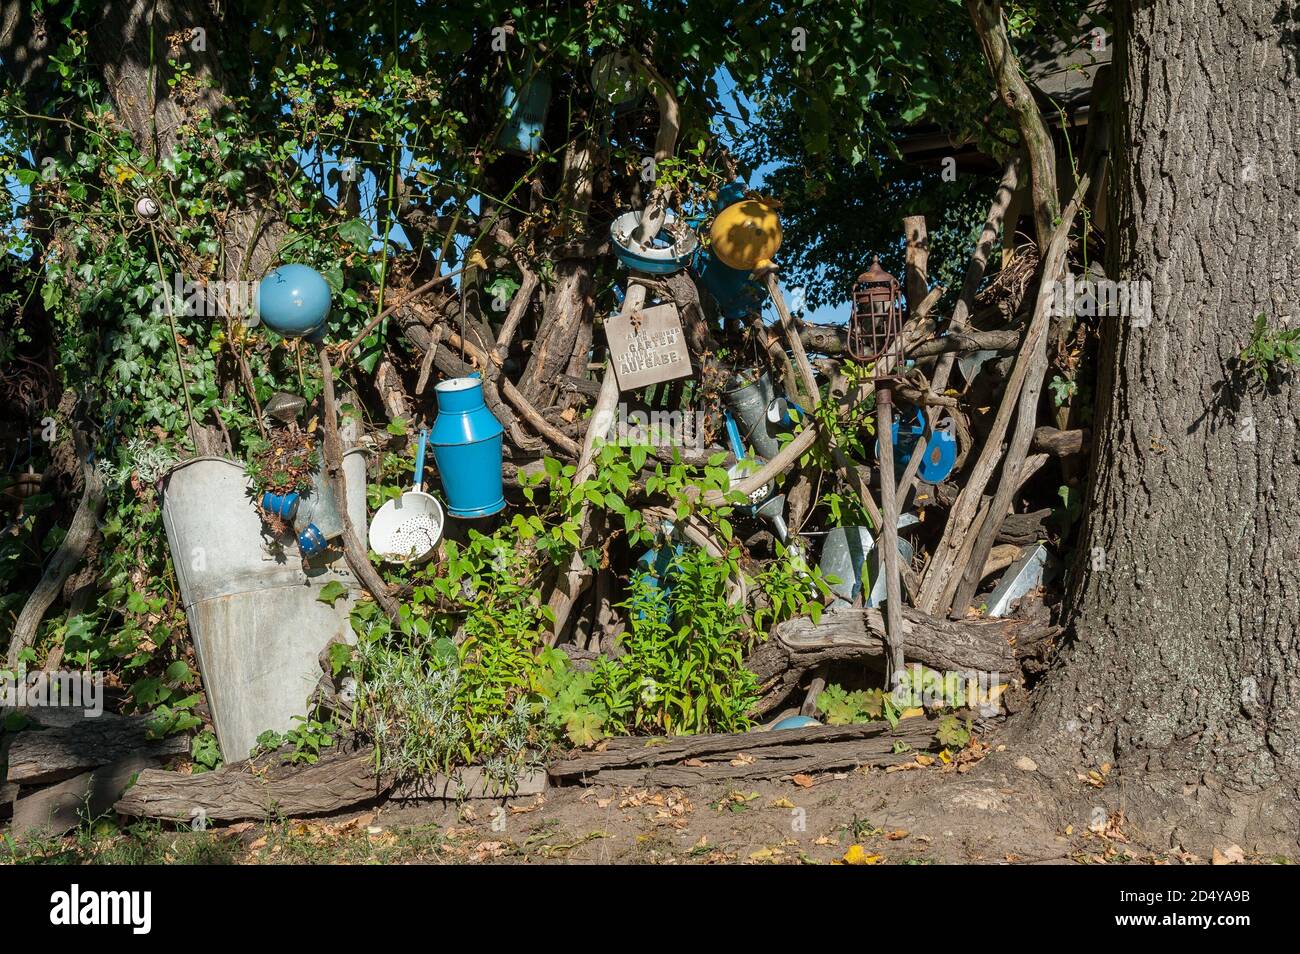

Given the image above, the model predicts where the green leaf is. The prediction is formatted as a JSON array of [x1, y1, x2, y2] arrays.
[[337, 218, 373, 250], [317, 580, 348, 606]]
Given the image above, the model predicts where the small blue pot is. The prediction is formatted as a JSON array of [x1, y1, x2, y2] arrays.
[[297, 523, 328, 556], [429, 377, 506, 519], [261, 490, 299, 520], [255, 264, 332, 339]]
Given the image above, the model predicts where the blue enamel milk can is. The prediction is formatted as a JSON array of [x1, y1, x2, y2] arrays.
[[429, 376, 506, 518]]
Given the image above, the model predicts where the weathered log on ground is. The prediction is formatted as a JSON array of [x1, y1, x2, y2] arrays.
[[1031, 425, 1090, 457], [745, 606, 1043, 717], [996, 507, 1052, 545], [6, 713, 188, 785], [114, 745, 389, 822], [11, 755, 153, 835], [549, 719, 939, 786]]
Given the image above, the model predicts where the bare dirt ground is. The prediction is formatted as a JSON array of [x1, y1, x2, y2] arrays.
[[8, 727, 1295, 865], [217, 740, 1289, 865]]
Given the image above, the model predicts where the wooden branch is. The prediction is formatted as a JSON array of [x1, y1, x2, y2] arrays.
[[967, 0, 1057, 248], [6, 715, 187, 785], [7, 431, 105, 668], [548, 719, 939, 786], [894, 158, 1021, 513], [1031, 426, 1089, 457], [338, 266, 466, 362], [763, 273, 888, 546], [932, 453, 1049, 613], [445, 329, 580, 456], [908, 329, 1022, 359], [544, 283, 648, 641], [918, 175, 1089, 614], [317, 349, 400, 623], [493, 269, 539, 362], [115, 747, 389, 822], [745, 605, 1025, 716], [903, 215, 930, 315]]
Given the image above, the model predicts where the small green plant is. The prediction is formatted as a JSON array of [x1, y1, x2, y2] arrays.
[[190, 730, 223, 773], [252, 714, 339, 765], [244, 426, 319, 496], [753, 544, 834, 632], [816, 684, 900, 727], [96, 438, 180, 489], [935, 713, 972, 749], [1239, 312, 1300, 385], [1048, 374, 1077, 407]]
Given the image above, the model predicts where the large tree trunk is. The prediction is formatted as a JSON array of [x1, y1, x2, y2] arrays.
[[1027, 2, 1300, 801]]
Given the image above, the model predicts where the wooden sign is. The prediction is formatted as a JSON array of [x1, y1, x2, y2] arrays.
[[604, 301, 693, 391]]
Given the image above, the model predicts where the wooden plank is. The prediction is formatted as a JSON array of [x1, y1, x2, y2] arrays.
[[11, 755, 151, 835], [551, 720, 939, 786], [114, 748, 389, 823], [6, 714, 188, 785]]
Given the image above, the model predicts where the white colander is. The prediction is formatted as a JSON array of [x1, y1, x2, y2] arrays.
[[368, 427, 445, 564]]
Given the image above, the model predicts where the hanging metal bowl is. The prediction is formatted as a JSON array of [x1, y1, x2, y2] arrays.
[[610, 209, 698, 275]]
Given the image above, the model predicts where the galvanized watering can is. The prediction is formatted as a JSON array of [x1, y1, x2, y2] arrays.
[[161, 450, 367, 762], [819, 524, 915, 609], [723, 370, 799, 460], [429, 376, 506, 519]]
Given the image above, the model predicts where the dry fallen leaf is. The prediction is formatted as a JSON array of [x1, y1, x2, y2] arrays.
[[887, 829, 910, 841], [792, 774, 815, 788], [841, 844, 884, 865], [1212, 844, 1245, 865]]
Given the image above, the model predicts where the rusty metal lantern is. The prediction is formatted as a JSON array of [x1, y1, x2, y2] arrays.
[[849, 256, 906, 375], [848, 256, 908, 686]]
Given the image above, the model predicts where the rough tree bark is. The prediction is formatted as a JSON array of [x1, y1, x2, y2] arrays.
[[1025, 1, 1300, 842]]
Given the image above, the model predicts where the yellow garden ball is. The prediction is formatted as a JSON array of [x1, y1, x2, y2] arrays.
[[708, 198, 783, 271]]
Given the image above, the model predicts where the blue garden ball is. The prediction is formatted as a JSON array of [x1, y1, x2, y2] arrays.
[[771, 715, 821, 730], [256, 264, 331, 338]]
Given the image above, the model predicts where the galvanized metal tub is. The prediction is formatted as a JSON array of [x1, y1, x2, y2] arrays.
[[160, 451, 368, 762]]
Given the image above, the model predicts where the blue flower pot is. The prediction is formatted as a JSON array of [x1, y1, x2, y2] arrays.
[[260, 490, 299, 521], [297, 522, 329, 556], [255, 264, 331, 339], [429, 377, 506, 519]]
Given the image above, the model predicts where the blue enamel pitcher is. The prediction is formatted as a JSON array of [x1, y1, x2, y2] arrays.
[[429, 376, 506, 518]]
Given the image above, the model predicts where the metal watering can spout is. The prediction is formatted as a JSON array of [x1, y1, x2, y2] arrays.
[[755, 492, 789, 544]]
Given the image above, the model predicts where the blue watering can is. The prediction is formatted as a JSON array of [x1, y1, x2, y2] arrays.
[[429, 376, 506, 519]]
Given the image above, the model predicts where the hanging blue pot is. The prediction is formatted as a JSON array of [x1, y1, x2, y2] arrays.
[[255, 264, 331, 339], [498, 71, 552, 155], [429, 376, 506, 519], [260, 490, 299, 521], [297, 522, 329, 556]]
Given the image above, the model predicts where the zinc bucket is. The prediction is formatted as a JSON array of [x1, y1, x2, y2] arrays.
[[429, 377, 506, 519]]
